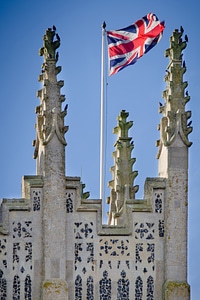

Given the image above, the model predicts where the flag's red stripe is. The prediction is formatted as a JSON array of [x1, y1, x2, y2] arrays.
[[108, 22, 164, 58], [107, 13, 165, 75]]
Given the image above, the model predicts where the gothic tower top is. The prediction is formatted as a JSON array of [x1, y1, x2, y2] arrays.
[[157, 28, 192, 160], [33, 26, 68, 176], [0, 26, 191, 300]]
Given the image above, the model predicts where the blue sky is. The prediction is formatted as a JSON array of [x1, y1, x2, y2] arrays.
[[0, 0, 199, 298]]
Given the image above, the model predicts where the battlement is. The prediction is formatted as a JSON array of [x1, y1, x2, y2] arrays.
[[0, 27, 191, 299]]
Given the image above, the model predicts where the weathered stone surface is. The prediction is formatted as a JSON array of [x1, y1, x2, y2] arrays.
[[0, 27, 191, 299], [42, 279, 68, 300], [164, 281, 190, 300]]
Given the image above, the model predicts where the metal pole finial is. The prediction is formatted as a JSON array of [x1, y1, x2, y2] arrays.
[[102, 21, 106, 29]]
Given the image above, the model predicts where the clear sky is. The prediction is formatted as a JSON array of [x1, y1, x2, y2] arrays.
[[0, 0, 199, 298]]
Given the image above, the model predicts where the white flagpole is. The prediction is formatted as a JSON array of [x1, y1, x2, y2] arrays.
[[100, 21, 106, 207]]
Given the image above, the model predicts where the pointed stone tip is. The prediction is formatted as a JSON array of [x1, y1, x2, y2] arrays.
[[39, 27, 60, 62], [119, 110, 129, 118]]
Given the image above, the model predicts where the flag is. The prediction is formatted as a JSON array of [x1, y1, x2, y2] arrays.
[[106, 13, 165, 75]]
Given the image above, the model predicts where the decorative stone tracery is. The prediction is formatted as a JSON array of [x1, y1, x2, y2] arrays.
[[0, 269, 7, 299], [0, 25, 191, 300], [99, 271, 111, 300]]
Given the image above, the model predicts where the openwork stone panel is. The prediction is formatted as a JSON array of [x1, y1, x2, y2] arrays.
[[86, 276, 94, 300], [154, 191, 164, 214], [25, 275, 32, 299], [70, 200, 165, 299], [75, 275, 82, 300], [66, 191, 75, 213], [0, 214, 34, 299], [135, 276, 143, 300], [31, 189, 42, 212], [0, 269, 7, 299], [99, 270, 111, 300], [117, 270, 129, 299]]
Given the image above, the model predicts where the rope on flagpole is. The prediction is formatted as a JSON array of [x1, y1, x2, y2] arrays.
[[104, 59, 109, 223], [100, 21, 106, 218]]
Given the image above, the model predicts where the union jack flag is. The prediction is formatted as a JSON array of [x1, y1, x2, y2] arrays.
[[106, 13, 165, 75]]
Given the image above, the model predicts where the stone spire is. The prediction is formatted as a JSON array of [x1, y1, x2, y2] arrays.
[[157, 28, 192, 166], [33, 27, 68, 175], [33, 27, 69, 298], [157, 28, 191, 300], [107, 110, 138, 225]]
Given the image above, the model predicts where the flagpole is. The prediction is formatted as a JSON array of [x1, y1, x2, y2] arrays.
[[100, 21, 106, 208]]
